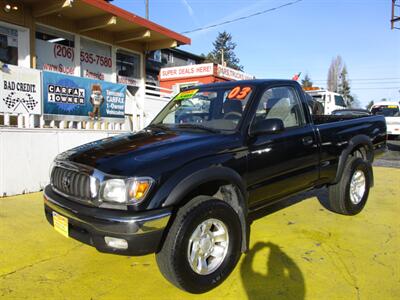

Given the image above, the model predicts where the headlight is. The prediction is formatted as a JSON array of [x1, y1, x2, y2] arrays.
[[101, 177, 154, 205], [102, 179, 126, 203]]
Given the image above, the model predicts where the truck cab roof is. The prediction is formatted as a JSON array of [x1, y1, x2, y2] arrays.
[[185, 79, 298, 90]]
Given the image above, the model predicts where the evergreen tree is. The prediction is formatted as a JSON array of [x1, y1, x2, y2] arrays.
[[205, 31, 243, 71], [338, 65, 353, 104], [301, 74, 313, 88]]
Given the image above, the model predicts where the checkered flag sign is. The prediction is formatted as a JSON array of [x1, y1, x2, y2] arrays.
[[3, 92, 38, 112]]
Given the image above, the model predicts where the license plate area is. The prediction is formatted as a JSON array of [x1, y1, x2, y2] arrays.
[[52, 211, 69, 238]]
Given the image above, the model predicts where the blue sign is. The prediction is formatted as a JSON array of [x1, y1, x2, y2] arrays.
[[42, 71, 126, 119]]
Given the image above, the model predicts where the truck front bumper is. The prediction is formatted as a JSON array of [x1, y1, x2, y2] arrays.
[[43, 185, 172, 255]]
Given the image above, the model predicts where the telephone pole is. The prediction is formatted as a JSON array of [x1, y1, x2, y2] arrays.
[[391, 0, 400, 30], [146, 0, 149, 19]]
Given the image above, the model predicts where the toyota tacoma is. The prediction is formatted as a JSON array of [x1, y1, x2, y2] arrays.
[[44, 80, 387, 293]]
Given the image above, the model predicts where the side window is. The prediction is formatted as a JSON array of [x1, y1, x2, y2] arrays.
[[335, 95, 346, 107], [254, 86, 306, 129]]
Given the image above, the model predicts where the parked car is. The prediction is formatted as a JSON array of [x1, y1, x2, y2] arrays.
[[332, 108, 371, 116], [370, 101, 400, 139], [44, 80, 387, 293]]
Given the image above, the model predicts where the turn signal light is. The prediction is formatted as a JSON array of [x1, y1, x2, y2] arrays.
[[128, 178, 153, 203]]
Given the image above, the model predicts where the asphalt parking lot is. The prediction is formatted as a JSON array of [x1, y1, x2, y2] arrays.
[[374, 139, 400, 168], [1, 166, 399, 300]]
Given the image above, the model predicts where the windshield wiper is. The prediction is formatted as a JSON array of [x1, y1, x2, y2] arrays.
[[176, 123, 220, 133]]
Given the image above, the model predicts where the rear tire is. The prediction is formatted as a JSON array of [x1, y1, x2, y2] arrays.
[[327, 157, 372, 215], [156, 196, 242, 293]]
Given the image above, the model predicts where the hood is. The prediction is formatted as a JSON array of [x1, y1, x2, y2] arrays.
[[58, 129, 240, 177]]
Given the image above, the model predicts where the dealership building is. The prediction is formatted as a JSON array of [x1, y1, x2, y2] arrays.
[[0, 0, 190, 196], [0, 0, 190, 130]]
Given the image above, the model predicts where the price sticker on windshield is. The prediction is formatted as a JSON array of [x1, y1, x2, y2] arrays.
[[227, 86, 252, 100], [174, 89, 199, 101]]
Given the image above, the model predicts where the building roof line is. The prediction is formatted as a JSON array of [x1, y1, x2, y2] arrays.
[[81, 0, 191, 45]]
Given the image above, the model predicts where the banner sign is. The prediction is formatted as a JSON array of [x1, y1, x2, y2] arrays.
[[216, 65, 255, 81], [42, 71, 126, 119], [159, 63, 214, 80], [0, 65, 42, 114], [36, 39, 75, 75]]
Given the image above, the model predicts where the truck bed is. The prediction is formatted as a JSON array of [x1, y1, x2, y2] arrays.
[[312, 114, 367, 125]]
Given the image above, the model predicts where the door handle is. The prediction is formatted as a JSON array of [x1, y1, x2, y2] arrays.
[[302, 136, 314, 146]]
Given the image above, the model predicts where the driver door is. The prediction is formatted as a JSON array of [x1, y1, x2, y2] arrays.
[[246, 85, 319, 208]]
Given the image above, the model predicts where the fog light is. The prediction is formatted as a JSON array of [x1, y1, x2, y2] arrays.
[[104, 237, 128, 249]]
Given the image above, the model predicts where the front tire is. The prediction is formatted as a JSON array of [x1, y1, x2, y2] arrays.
[[156, 196, 242, 293], [327, 157, 372, 215]]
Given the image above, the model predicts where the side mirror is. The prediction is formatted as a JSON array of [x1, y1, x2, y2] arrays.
[[250, 118, 285, 136]]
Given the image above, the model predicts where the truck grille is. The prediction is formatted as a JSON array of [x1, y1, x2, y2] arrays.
[[51, 167, 92, 201]]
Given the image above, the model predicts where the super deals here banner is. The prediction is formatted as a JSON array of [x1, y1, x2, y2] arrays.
[[42, 71, 126, 119]]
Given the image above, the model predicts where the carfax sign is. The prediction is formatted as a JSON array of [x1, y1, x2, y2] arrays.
[[42, 71, 126, 119]]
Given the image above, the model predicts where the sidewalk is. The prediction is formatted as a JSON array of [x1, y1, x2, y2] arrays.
[[1, 167, 399, 299]]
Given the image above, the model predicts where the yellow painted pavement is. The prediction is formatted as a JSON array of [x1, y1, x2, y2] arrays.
[[0, 167, 399, 299]]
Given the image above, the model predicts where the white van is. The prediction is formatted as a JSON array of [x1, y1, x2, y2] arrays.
[[370, 101, 400, 138], [305, 89, 347, 115]]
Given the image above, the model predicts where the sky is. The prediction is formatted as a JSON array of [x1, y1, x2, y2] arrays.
[[113, 0, 400, 107]]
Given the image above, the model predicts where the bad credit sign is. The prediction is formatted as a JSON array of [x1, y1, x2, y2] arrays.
[[160, 63, 214, 80]]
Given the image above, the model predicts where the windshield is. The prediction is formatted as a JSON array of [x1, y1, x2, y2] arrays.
[[371, 105, 400, 117], [151, 85, 254, 132]]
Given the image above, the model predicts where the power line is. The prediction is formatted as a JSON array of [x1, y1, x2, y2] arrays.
[[348, 82, 400, 85], [181, 0, 303, 34], [313, 81, 400, 85], [312, 77, 400, 82], [352, 87, 400, 90]]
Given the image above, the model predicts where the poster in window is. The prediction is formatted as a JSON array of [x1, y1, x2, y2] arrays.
[[80, 38, 113, 81], [36, 39, 75, 75]]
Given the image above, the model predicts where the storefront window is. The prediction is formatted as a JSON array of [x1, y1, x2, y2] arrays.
[[0, 25, 18, 66], [149, 50, 161, 62], [116, 50, 140, 79], [35, 27, 75, 75], [116, 50, 141, 94], [80, 38, 112, 81]]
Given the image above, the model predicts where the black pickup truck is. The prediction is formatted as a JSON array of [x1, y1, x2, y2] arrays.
[[44, 80, 386, 293]]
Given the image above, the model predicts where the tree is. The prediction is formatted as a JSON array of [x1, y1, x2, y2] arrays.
[[338, 65, 353, 104], [366, 100, 374, 110], [349, 94, 361, 108], [301, 74, 313, 88], [205, 31, 243, 71], [327, 55, 343, 93], [327, 56, 356, 106]]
